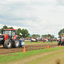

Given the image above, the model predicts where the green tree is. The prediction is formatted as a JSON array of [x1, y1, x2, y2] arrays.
[[42, 34, 47, 38], [58, 28, 64, 37], [21, 29, 30, 38], [42, 34, 55, 38], [16, 28, 22, 36], [0, 25, 8, 33], [51, 35, 54, 38], [48, 34, 51, 37], [2, 25, 8, 30], [8, 27, 14, 29], [0, 29, 1, 33], [32, 34, 40, 38]]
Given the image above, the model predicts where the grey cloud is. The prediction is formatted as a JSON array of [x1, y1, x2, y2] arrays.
[[31, 2, 54, 6], [56, 0, 64, 5], [0, 1, 36, 20]]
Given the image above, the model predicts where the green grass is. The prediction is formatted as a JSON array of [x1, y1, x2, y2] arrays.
[[25, 41, 57, 44], [26, 49, 64, 64], [0, 46, 64, 64]]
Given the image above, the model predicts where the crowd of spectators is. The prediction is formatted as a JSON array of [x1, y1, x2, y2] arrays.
[[25, 37, 59, 42]]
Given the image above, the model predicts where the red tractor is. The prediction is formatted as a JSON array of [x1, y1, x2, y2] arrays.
[[58, 34, 64, 45], [0, 29, 20, 48]]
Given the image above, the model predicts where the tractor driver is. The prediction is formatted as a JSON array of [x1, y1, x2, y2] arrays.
[[12, 31, 15, 38]]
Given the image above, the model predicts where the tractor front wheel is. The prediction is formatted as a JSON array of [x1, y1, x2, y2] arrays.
[[14, 39, 20, 48]]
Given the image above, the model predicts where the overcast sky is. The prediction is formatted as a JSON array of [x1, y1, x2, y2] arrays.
[[0, 0, 64, 37]]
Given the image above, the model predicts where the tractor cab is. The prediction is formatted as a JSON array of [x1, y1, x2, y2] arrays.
[[2, 29, 16, 39]]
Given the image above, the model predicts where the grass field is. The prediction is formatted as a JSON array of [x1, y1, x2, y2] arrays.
[[25, 41, 57, 44], [0, 45, 64, 64]]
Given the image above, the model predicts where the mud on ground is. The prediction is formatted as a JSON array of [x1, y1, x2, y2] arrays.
[[0, 43, 58, 55]]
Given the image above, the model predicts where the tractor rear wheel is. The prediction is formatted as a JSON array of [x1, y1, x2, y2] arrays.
[[14, 39, 20, 48], [4, 39, 12, 49]]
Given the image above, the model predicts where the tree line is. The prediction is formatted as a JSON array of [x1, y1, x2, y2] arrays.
[[0, 25, 60, 38], [42, 34, 55, 38], [0, 25, 30, 38]]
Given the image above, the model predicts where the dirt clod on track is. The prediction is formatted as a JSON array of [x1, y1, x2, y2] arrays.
[[0, 43, 58, 55]]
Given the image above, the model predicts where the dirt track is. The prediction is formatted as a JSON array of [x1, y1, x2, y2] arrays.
[[0, 43, 58, 55]]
